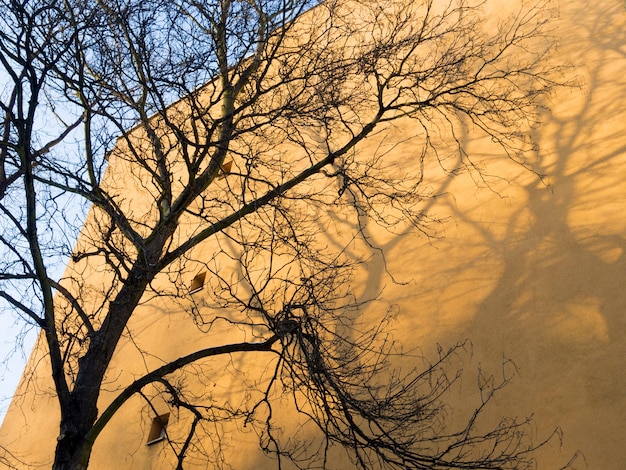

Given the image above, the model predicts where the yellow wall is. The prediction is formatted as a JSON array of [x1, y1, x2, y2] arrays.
[[2, 0, 626, 469]]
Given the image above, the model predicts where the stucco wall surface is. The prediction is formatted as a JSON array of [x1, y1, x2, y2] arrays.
[[1, 0, 625, 469]]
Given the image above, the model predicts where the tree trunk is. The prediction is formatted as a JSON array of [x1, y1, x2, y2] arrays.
[[53, 433, 92, 470]]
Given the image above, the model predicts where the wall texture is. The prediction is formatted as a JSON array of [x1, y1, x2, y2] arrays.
[[1, 0, 625, 469]]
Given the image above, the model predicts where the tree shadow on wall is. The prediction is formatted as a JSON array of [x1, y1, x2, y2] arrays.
[[458, 2, 626, 468]]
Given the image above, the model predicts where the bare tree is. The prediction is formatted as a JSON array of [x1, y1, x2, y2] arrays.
[[0, 0, 564, 469]]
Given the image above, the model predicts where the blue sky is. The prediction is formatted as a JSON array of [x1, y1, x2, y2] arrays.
[[0, 322, 35, 424]]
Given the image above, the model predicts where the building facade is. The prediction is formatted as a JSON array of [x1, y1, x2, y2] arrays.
[[1, 0, 626, 469]]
